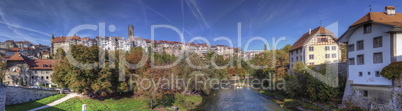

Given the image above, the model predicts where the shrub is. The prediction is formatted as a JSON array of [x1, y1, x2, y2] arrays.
[[381, 62, 402, 80]]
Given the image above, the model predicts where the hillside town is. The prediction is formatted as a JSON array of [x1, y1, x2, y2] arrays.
[[0, 4, 402, 111]]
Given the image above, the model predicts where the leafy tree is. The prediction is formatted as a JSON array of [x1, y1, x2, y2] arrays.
[[0, 58, 6, 83], [381, 62, 402, 80]]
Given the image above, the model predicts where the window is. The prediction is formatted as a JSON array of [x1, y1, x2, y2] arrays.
[[357, 40, 364, 50], [318, 38, 328, 42], [332, 46, 336, 50], [368, 72, 371, 75], [325, 46, 330, 51], [359, 72, 363, 77], [373, 36, 382, 48], [373, 52, 383, 63], [309, 46, 314, 51], [296, 56, 299, 61], [332, 53, 337, 58], [46, 76, 49, 79], [364, 24, 372, 34], [375, 71, 380, 77], [325, 54, 330, 58], [309, 62, 314, 65], [296, 50, 298, 54], [348, 44, 355, 52], [290, 51, 293, 55], [41, 76, 44, 79], [309, 54, 314, 60], [300, 56, 302, 61], [357, 55, 364, 65], [291, 58, 293, 62], [363, 90, 368, 97]]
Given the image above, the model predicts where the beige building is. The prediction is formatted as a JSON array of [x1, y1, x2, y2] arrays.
[[3, 52, 31, 86], [3, 52, 55, 86], [50, 36, 81, 55], [289, 26, 341, 69]]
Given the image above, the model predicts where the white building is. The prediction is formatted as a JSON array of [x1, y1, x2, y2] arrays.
[[338, 6, 402, 110]]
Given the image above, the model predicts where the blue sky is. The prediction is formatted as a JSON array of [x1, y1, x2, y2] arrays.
[[0, 0, 401, 50]]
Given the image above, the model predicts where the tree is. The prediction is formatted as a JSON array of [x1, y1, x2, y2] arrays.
[[381, 61, 402, 80], [0, 59, 6, 83]]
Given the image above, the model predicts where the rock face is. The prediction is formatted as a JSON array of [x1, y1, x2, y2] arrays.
[[0, 84, 5, 111]]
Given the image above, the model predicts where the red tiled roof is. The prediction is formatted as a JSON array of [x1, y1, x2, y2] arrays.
[[11, 47, 21, 51], [27, 59, 54, 70], [351, 11, 402, 27], [289, 26, 334, 51], [8, 52, 24, 61], [5, 40, 14, 43], [81, 37, 90, 41], [52, 36, 81, 43]]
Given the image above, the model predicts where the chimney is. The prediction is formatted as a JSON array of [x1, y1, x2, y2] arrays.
[[385, 6, 396, 15], [308, 28, 312, 35]]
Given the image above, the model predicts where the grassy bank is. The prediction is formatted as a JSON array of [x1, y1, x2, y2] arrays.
[[5, 94, 66, 111], [259, 90, 331, 110], [259, 90, 363, 111], [38, 97, 150, 111], [37, 93, 202, 111], [173, 93, 202, 111]]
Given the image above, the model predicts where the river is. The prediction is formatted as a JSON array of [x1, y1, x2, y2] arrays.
[[196, 86, 285, 111]]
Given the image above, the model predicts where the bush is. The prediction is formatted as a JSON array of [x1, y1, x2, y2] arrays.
[[381, 62, 402, 80]]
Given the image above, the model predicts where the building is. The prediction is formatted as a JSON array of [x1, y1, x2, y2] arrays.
[[243, 51, 262, 61], [2, 52, 55, 86], [289, 26, 341, 69], [50, 35, 81, 55], [26, 59, 54, 86], [3, 52, 31, 86], [338, 6, 402, 110]]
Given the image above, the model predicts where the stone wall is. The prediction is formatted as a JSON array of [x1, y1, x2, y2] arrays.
[[0, 84, 5, 111], [5, 86, 59, 105]]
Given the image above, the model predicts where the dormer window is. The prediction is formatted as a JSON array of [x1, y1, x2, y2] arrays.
[[43, 65, 48, 68], [364, 24, 372, 34]]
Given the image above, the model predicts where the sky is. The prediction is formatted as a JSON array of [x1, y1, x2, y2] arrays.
[[0, 0, 401, 50]]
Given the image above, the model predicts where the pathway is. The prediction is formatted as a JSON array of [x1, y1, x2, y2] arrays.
[[28, 93, 78, 111]]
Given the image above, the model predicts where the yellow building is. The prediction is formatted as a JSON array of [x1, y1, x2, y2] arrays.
[[289, 26, 341, 69]]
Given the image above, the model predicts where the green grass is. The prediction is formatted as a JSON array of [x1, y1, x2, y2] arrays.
[[38, 93, 202, 111], [39, 97, 148, 111], [103, 98, 147, 110], [80, 98, 109, 110], [5, 94, 66, 111], [173, 93, 202, 111]]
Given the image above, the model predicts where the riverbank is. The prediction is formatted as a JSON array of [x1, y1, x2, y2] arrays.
[[259, 90, 363, 111]]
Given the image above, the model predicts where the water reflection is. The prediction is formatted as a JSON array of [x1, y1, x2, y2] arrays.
[[196, 86, 285, 111]]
